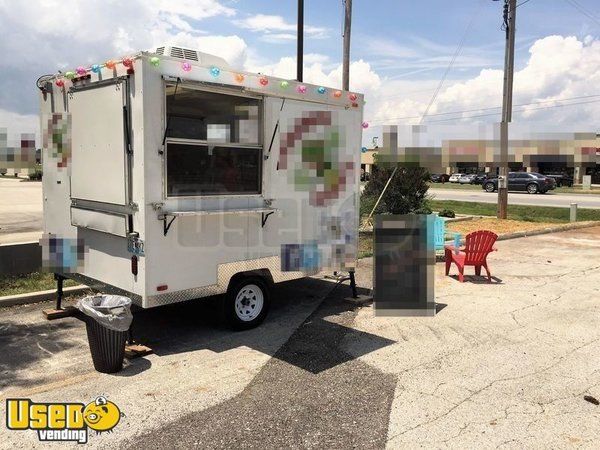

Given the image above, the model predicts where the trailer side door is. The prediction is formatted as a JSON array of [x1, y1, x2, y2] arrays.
[[69, 80, 130, 206]]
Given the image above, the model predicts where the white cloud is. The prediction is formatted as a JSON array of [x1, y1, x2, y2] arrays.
[[0, 0, 246, 119], [0, 108, 39, 143], [1, 4, 598, 153], [153, 0, 236, 21], [368, 35, 600, 136], [154, 32, 248, 67], [234, 14, 328, 41], [245, 56, 381, 96], [304, 53, 330, 65], [259, 33, 297, 43], [0, 0, 249, 146]]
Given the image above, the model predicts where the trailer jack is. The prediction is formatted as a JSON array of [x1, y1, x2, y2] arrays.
[[43, 274, 78, 320], [125, 325, 153, 359], [342, 270, 373, 306]]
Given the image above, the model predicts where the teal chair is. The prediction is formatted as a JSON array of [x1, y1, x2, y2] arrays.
[[434, 215, 446, 251]]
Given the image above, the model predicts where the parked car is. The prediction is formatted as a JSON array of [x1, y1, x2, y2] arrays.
[[482, 172, 555, 194], [449, 173, 465, 183], [458, 174, 477, 184], [430, 173, 450, 183], [472, 173, 489, 185], [544, 173, 573, 187]]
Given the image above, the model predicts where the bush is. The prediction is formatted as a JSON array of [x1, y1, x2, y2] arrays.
[[29, 165, 43, 181], [438, 209, 455, 218], [414, 205, 433, 215], [363, 159, 430, 215], [360, 194, 379, 218], [29, 170, 43, 181]]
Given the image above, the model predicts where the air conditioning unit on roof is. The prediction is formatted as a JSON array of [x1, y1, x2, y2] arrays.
[[153, 46, 230, 68]]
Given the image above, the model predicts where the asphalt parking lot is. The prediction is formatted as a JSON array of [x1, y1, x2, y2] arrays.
[[1, 227, 600, 449]]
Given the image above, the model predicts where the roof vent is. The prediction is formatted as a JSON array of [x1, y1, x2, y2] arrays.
[[152, 46, 231, 69], [155, 46, 198, 61]]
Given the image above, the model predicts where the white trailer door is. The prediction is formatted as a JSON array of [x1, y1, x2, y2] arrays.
[[70, 80, 129, 205]]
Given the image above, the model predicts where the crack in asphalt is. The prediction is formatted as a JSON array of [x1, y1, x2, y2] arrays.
[[387, 336, 600, 442]]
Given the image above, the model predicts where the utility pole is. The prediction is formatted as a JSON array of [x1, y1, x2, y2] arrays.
[[497, 0, 516, 219], [297, 0, 304, 82], [342, 0, 352, 91]]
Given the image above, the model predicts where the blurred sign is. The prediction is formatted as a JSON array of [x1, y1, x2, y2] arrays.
[[582, 175, 592, 190]]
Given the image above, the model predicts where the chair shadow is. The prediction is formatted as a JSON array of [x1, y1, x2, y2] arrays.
[[436, 303, 448, 313], [447, 275, 504, 284]]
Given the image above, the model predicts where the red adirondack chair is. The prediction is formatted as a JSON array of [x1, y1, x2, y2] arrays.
[[444, 230, 498, 282]]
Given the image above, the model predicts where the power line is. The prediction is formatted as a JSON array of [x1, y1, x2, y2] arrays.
[[418, 0, 485, 124], [564, 0, 600, 27], [516, 0, 533, 8], [367, 93, 600, 124], [423, 98, 600, 123], [367, 0, 484, 221]]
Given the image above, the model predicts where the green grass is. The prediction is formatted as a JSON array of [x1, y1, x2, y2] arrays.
[[358, 231, 373, 259], [0, 272, 78, 297], [428, 200, 600, 223], [553, 186, 600, 195]]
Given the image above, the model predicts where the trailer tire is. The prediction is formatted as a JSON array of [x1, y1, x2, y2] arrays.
[[224, 277, 270, 330]]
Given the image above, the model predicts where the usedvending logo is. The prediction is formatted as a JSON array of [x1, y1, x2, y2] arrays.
[[6, 396, 123, 444]]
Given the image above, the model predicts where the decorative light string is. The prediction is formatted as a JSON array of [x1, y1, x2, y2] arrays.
[[51, 54, 368, 129]]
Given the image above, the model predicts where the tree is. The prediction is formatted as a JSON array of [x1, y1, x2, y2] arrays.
[[363, 155, 430, 215]]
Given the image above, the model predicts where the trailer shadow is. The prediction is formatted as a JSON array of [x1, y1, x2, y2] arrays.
[[0, 277, 395, 389], [131, 277, 395, 374]]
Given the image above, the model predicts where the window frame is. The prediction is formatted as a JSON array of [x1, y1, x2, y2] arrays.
[[162, 81, 264, 199]]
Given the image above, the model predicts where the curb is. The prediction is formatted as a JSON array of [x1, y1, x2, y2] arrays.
[[445, 221, 599, 247], [443, 215, 481, 223], [495, 221, 599, 242], [0, 285, 90, 308]]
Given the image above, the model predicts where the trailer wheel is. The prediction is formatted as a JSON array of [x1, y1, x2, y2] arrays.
[[225, 277, 270, 330]]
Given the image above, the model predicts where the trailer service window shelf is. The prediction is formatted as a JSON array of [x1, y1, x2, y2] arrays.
[[158, 207, 278, 235]]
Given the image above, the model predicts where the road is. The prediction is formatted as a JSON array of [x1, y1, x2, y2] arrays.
[[430, 187, 600, 209]]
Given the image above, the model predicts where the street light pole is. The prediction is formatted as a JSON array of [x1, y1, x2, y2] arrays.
[[498, 0, 516, 219]]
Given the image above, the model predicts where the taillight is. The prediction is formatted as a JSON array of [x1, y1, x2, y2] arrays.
[[131, 255, 138, 276], [157, 285, 168, 291]]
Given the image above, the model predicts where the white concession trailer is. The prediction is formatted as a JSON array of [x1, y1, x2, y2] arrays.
[[39, 46, 364, 328]]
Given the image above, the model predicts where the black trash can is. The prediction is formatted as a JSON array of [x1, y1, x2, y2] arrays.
[[77, 295, 133, 374]]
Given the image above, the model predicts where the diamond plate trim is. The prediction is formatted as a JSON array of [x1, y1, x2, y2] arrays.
[[144, 255, 308, 308]]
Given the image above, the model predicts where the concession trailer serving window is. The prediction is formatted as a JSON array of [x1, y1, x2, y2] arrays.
[[164, 84, 263, 197]]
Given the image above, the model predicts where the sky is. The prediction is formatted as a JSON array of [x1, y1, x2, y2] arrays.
[[0, 0, 599, 146]]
